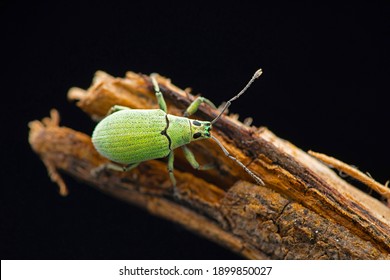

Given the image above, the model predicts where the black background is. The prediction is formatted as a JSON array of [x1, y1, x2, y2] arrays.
[[1, 1, 389, 259]]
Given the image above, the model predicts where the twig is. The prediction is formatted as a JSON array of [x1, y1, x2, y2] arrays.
[[28, 70, 390, 259], [309, 151, 390, 200]]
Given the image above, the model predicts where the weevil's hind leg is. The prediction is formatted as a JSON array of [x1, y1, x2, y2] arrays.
[[123, 162, 140, 171], [150, 73, 168, 113], [106, 105, 132, 116], [91, 162, 140, 176], [182, 145, 214, 170], [184, 97, 216, 117]]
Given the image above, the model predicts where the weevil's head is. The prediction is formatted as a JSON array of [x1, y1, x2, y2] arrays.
[[190, 120, 212, 141]]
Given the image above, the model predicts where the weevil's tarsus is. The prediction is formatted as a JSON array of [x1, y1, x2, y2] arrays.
[[211, 69, 262, 124], [211, 136, 265, 186], [181, 145, 214, 170], [150, 73, 168, 113]]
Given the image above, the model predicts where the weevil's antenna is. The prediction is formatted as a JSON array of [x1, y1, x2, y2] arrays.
[[211, 69, 262, 124], [211, 136, 265, 186]]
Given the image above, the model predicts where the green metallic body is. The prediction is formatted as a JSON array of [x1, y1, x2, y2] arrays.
[[91, 70, 264, 189], [92, 108, 201, 165]]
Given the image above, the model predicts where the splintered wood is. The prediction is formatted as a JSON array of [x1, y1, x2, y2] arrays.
[[29, 70, 390, 259]]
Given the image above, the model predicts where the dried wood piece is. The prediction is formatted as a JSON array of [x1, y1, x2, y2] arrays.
[[308, 151, 390, 200], [29, 70, 390, 259]]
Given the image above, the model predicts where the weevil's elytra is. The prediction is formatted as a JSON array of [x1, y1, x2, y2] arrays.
[[91, 69, 265, 193], [92, 109, 170, 164], [92, 109, 211, 164]]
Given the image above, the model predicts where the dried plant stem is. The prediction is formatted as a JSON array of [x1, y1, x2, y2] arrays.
[[28, 70, 390, 259], [309, 151, 390, 200]]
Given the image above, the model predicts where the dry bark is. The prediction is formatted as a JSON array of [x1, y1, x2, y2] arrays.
[[28, 70, 390, 259]]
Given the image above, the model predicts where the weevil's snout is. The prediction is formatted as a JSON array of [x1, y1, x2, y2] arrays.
[[190, 120, 212, 141]]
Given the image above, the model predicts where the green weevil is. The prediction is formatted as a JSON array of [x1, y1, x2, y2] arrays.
[[91, 69, 264, 192]]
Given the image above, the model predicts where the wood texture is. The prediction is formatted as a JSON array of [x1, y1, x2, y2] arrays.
[[28, 70, 390, 259]]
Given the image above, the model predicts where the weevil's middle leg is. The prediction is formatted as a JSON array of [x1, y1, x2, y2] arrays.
[[150, 74, 168, 113], [167, 151, 182, 198], [184, 97, 216, 117], [181, 145, 214, 170], [167, 151, 177, 186]]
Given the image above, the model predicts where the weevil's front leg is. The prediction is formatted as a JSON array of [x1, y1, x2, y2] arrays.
[[184, 96, 216, 117], [181, 145, 214, 170], [106, 105, 132, 116], [150, 74, 167, 113], [91, 162, 140, 176]]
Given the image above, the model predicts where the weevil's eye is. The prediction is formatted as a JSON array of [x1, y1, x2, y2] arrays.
[[192, 120, 201, 126], [193, 132, 202, 139], [205, 132, 210, 137]]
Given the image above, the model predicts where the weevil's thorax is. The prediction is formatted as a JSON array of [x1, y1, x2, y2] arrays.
[[190, 120, 212, 142], [165, 115, 211, 150]]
